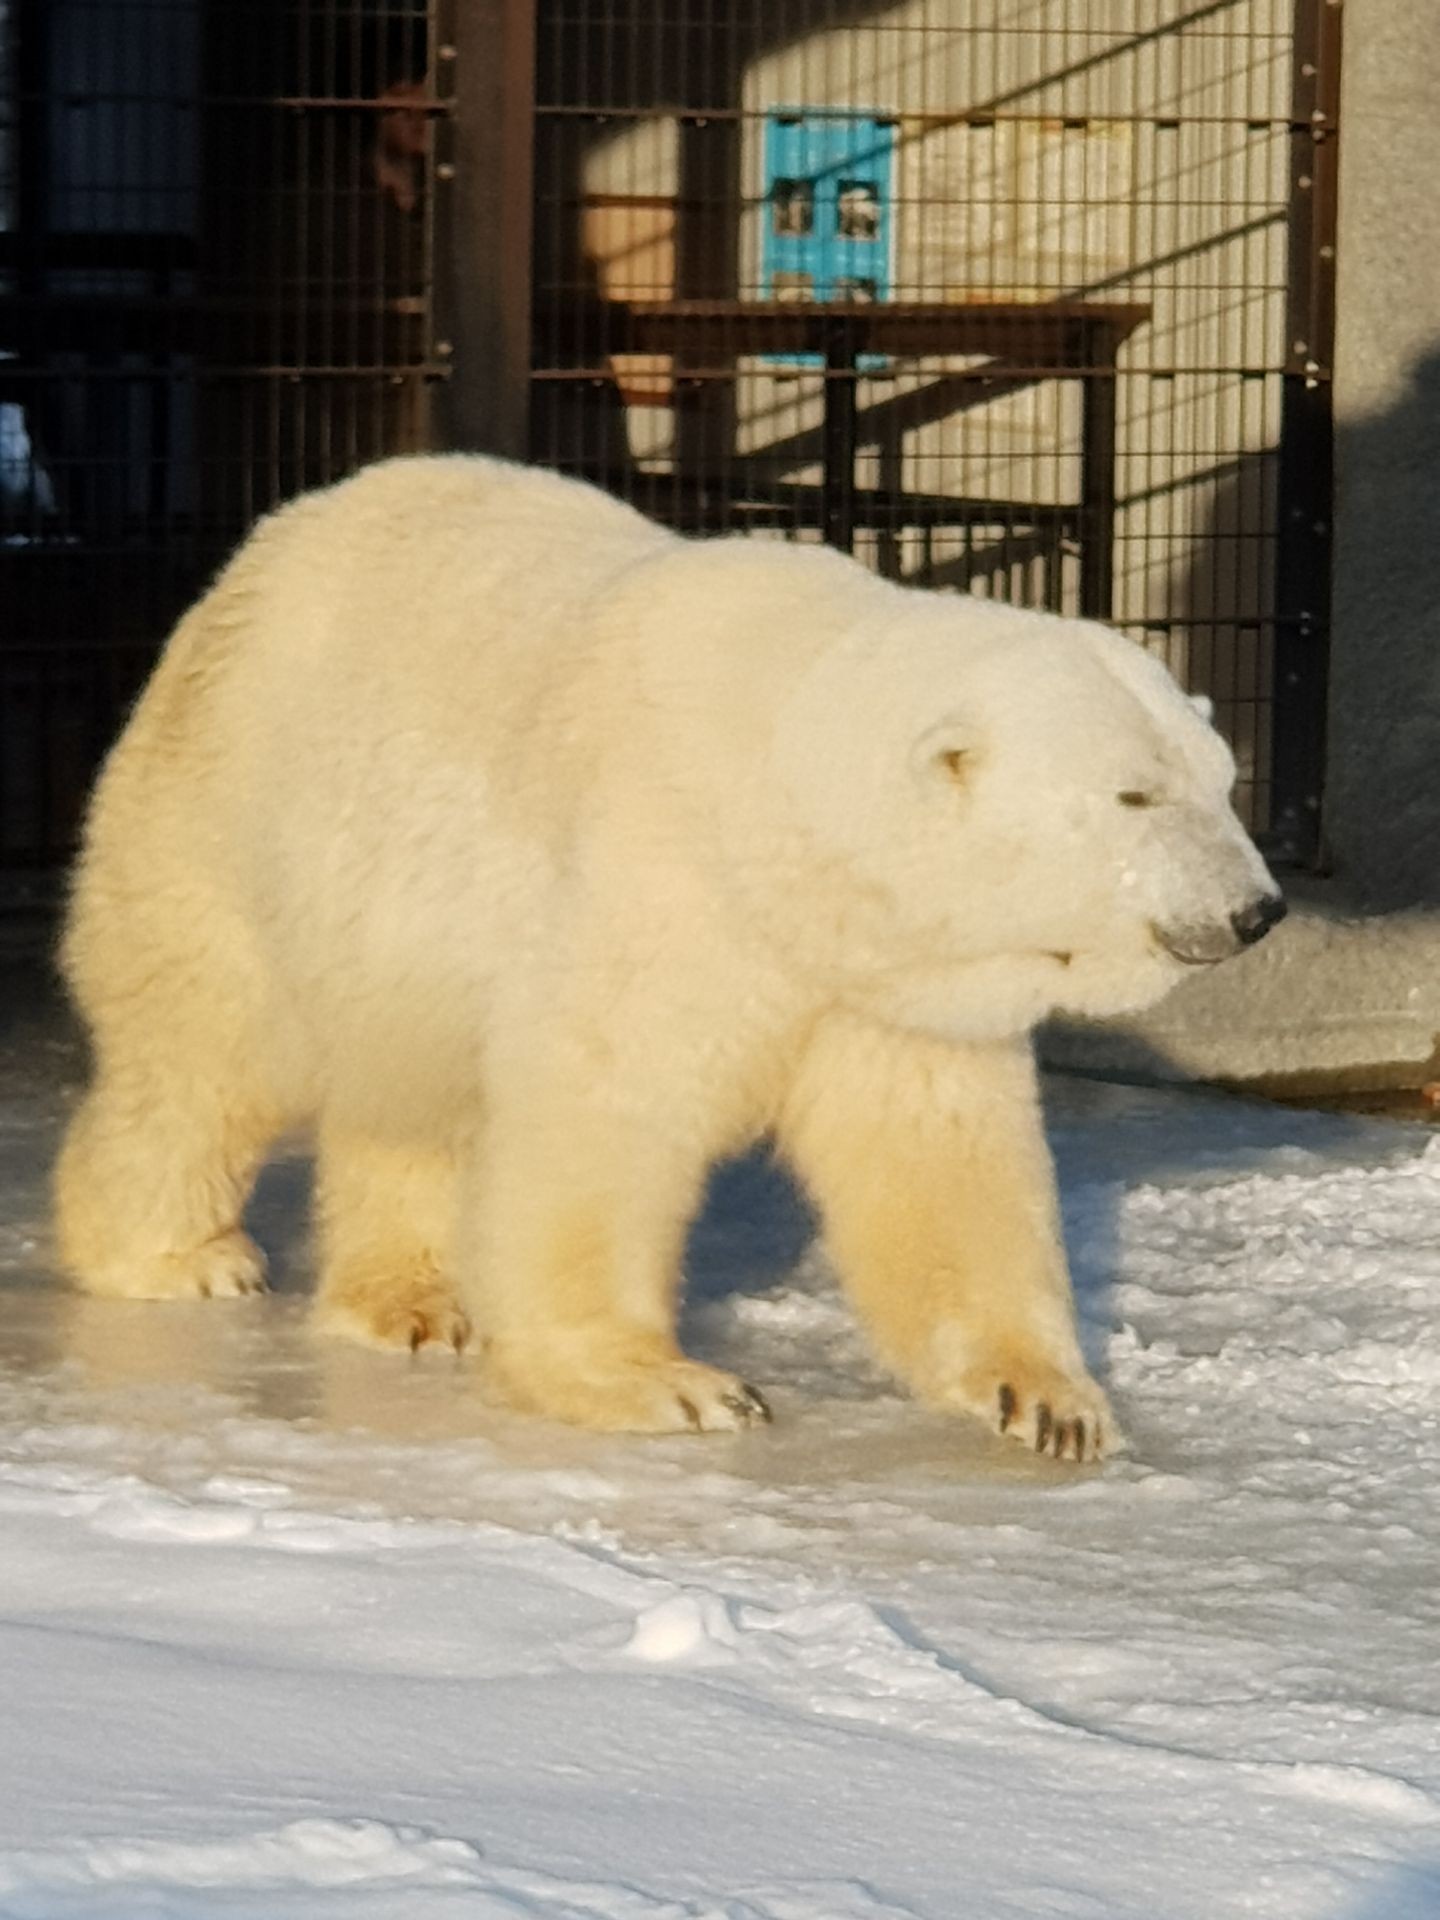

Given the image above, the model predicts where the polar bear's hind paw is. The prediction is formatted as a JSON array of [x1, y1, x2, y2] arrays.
[[74, 1230, 269, 1301]]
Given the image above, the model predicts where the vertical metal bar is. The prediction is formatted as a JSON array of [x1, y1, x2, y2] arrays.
[[7, 1, 49, 860], [675, 114, 741, 489], [14, 0, 47, 279], [13, 0, 50, 510], [822, 313, 858, 554], [1079, 342, 1119, 622], [436, 0, 535, 457], [1270, 0, 1341, 867]]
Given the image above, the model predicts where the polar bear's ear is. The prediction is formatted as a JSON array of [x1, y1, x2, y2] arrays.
[[1189, 692, 1215, 725], [911, 717, 979, 792]]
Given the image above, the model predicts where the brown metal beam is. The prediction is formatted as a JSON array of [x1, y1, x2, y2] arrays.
[[435, 0, 536, 457]]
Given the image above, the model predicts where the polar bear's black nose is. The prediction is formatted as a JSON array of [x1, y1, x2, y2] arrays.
[[1230, 893, 1287, 948]]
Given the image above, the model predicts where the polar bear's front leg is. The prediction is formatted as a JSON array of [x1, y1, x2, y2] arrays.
[[462, 1087, 770, 1434], [779, 1016, 1115, 1463]]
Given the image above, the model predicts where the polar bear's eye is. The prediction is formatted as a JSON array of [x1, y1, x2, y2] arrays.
[[1117, 790, 1157, 809]]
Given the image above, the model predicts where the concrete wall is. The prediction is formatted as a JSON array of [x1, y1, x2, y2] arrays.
[[1326, 0, 1440, 909]]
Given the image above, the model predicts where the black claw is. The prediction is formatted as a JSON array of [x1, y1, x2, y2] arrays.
[[1073, 1418, 1087, 1461], [724, 1384, 772, 1426], [1034, 1403, 1052, 1454], [677, 1395, 702, 1432], [451, 1326, 467, 1355], [409, 1324, 423, 1353], [997, 1383, 1017, 1433]]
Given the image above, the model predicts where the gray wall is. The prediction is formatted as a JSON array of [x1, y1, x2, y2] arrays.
[[1327, 0, 1440, 907]]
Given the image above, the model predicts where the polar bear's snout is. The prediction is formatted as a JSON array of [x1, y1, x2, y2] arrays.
[[1152, 889, 1286, 967], [1231, 891, 1288, 947]]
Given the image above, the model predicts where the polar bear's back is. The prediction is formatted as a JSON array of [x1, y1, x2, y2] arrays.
[[230, 452, 669, 702], [63, 458, 676, 1084], [108, 454, 669, 850]]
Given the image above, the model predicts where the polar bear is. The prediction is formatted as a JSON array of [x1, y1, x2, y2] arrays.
[[54, 455, 1283, 1462]]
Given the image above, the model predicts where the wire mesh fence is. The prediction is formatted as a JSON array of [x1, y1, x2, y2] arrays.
[[0, 0, 1336, 869], [531, 0, 1339, 846], [0, 0, 448, 867]]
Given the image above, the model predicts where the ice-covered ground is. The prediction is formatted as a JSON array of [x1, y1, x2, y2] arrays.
[[2, 955, 1440, 1920]]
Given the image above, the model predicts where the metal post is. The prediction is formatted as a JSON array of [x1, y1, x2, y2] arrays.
[[1079, 344, 1119, 621], [435, 0, 536, 458], [821, 313, 858, 554], [1269, 0, 1342, 868]]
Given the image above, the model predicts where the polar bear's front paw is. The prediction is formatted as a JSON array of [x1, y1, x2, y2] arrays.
[[488, 1338, 771, 1435], [315, 1262, 471, 1354], [933, 1356, 1118, 1464]]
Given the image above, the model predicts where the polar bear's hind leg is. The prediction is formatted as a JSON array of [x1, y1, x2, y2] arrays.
[[55, 938, 285, 1301]]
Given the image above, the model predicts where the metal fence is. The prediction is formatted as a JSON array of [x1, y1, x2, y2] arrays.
[[531, 0, 1340, 853], [1, 0, 447, 868], [1, 0, 1337, 870]]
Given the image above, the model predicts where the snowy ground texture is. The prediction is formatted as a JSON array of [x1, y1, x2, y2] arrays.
[[3, 955, 1440, 1920]]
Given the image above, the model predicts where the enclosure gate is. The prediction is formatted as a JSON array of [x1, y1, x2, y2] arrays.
[[1, 0, 1339, 872]]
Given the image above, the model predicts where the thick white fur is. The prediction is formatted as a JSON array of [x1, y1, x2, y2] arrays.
[[55, 455, 1277, 1460]]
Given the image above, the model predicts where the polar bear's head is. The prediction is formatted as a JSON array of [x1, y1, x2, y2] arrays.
[[674, 548, 1283, 1041]]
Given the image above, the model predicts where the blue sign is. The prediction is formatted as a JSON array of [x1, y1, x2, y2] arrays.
[[761, 111, 896, 363]]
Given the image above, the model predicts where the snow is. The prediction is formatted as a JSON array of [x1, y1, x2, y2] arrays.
[[3, 956, 1440, 1919]]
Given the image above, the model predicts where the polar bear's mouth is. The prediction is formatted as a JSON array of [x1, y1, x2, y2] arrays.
[[1151, 894, 1285, 966], [1149, 921, 1231, 967]]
